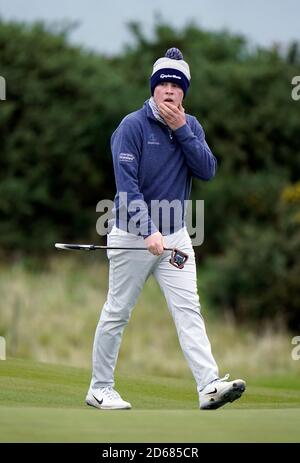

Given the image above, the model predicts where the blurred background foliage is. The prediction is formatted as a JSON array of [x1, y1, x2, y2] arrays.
[[0, 18, 299, 337]]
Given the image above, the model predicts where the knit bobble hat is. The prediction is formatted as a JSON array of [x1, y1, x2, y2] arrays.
[[150, 48, 191, 97]]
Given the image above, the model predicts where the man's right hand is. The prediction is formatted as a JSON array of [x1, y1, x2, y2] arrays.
[[144, 231, 166, 256]]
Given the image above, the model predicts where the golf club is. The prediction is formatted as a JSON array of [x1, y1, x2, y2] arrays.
[[55, 243, 189, 269]]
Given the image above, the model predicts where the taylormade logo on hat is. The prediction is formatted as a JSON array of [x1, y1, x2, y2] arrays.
[[160, 73, 182, 80], [150, 47, 191, 98]]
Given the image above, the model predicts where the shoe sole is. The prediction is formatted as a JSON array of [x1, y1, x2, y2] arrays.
[[86, 398, 131, 410], [200, 380, 246, 410]]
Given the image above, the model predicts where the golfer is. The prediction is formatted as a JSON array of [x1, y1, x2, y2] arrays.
[[86, 48, 246, 410]]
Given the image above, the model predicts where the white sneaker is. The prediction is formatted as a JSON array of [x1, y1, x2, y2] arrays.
[[199, 374, 246, 410], [86, 386, 132, 410]]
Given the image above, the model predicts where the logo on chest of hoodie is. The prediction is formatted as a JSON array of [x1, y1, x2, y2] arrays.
[[147, 133, 160, 145]]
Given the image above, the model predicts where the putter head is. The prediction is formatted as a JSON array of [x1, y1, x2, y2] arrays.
[[169, 248, 189, 269]]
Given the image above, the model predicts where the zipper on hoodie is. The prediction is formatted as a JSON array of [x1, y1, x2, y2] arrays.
[[167, 128, 174, 142]]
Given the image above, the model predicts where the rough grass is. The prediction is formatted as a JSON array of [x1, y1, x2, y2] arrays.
[[0, 255, 298, 380]]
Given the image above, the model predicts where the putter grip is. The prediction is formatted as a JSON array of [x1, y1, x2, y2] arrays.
[[55, 243, 95, 250]]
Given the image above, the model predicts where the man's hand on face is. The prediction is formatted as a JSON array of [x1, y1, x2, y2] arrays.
[[144, 231, 167, 256], [158, 102, 186, 131]]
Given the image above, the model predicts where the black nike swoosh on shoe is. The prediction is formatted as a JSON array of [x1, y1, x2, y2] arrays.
[[206, 388, 217, 395], [92, 395, 103, 405]]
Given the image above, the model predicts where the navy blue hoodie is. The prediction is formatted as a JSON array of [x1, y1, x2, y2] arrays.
[[110, 100, 217, 237]]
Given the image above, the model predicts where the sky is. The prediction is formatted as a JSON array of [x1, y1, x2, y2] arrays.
[[1, 0, 300, 55]]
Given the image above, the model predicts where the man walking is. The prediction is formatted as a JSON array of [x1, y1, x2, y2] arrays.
[[86, 48, 246, 410]]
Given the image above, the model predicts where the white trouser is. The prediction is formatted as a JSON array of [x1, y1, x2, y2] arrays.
[[90, 226, 219, 392]]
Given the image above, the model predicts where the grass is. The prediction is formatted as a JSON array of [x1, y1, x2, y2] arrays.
[[1, 254, 299, 442], [0, 255, 298, 380], [0, 358, 300, 442]]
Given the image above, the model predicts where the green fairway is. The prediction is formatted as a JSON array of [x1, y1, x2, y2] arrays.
[[0, 358, 300, 442]]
